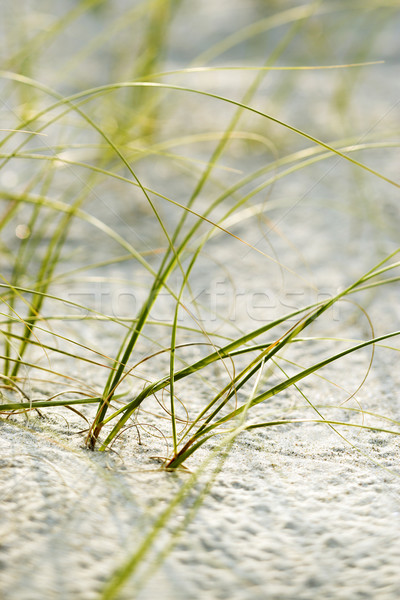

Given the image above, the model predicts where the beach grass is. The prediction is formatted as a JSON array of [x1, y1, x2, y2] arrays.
[[0, 1, 399, 596], [1, 0, 399, 460]]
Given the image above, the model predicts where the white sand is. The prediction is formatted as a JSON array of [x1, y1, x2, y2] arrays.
[[1, 364, 400, 600], [1, 1, 400, 598]]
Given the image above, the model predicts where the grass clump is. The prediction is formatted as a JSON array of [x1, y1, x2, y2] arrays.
[[1, 2, 400, 598], [0, 2, 399, 468]]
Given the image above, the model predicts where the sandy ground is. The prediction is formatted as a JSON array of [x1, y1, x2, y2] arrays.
[[1, 359, 400, 600], [1, 1, 400, 599]]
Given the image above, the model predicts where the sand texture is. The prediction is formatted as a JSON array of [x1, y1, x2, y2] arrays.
[[0, 1, 400, 598]]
